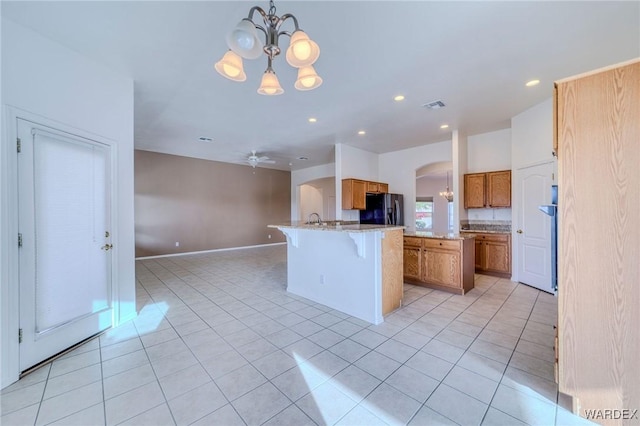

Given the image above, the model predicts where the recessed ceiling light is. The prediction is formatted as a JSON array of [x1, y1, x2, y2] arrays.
[[440, 124, 449, 129], [198, 137, 213, 142], [526, 79, 540, 87], [308, 117, 317, 123], [394, 95, 405, 102], [297, 156, 308, 161], [358, 130, 366, 135]]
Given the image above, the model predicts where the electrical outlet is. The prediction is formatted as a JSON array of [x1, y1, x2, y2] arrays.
[[320, 274, 325, 284], [268, 234, 271, 239], [175, 242, 180, 247]]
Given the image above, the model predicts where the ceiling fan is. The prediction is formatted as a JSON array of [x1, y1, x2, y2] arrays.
[[245, 150, 275, 168]]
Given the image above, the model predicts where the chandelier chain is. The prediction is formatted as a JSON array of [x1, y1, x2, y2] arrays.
[[268, 0, 276, 17]]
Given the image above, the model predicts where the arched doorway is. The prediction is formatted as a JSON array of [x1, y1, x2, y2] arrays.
[[415, 161, 453, 233]]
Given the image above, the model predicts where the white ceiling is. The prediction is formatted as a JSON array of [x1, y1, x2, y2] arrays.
[[2, 1, 639, 171]]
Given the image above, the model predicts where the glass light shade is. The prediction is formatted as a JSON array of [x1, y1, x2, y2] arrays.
[[226, 19, 263, 59], [286, 30, 320, 67], [257, 70, 284, 95], [214, 50, 246, 82], [294, 66, 323, 91]]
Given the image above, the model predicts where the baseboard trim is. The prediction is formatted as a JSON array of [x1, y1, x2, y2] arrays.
[[135, 242, 286, 260]]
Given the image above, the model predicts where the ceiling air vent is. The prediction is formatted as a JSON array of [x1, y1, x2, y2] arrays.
[[422, 100, 446, 109]]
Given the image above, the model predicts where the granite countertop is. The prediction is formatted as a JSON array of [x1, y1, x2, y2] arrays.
[[268, 222, 405, 233], [460, 229, 511, 235], [404, 231, 476, 240]]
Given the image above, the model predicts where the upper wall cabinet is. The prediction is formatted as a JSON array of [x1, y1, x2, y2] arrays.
[[342, 179, 366, 210], [464, 170, 511, 209], [342, 178, 389, 210]]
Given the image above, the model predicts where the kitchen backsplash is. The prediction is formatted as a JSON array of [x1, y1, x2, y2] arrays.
[[466, 207, 512, 222], [460, 220, 511, 232]]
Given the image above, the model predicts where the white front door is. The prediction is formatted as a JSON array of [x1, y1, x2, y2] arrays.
[[17, 119, 113, 371], [515, 161, 555, 293]]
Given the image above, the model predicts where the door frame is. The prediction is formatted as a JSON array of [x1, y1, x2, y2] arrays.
[[1, 107, 120, 386]]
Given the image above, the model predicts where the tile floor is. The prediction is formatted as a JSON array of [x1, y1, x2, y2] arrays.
[[1, 245, 595, 425]]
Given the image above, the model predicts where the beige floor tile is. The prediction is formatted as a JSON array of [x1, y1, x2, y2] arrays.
[[457, 352, 506, 383], [409, 405, 458, 425], [422, 338, 466, 363], [168, 382, 227, 425], [49, 349, 101, 378], [43, 364, 102, 400], [426, 384, 488, 426], [231, 382, 291, 425], [1, 381, 46, 415], [361, 383, 422, 425], [385, 365, 439, 403], [191, 404, 245, 426], [150, 350, 198, 378], [37, 381, 103, 425], [329, 365, 381, 403], [405, 351, 454, 381], [271, 363, 327, 401], [481, 407, 527, 426], [355, 351, 401, 381], [375, 339, 418, 363], [215, 364, 267, 401], [159, 363, 211, 400], [337, 404, 388, 426], [490, 384, 556, 425], [0, 402, 39, 426], [48, 402, 105, 426], [328, 339, 370, 363], [443, 365, 499, 404], [102, 349, 150, 378], [103, 363, 157, 400], [296, 381, 358, 425]]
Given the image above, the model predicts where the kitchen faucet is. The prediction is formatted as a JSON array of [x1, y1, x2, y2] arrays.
[[308, 212, 321, 224]]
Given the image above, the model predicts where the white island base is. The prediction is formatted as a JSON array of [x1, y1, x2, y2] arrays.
[[270, 224, 404, 325]]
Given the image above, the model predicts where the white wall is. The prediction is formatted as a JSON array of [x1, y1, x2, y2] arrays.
[[512, 98, 554, 168], [336, 144, 379, 221], [510, 98, 556, 282], [291, 162, 335, 220], [299, 177, 336, 222], [416, 175, 451, 233], [1, 18, 135, 387], [379, 140, 452, 232], [466, 128, 512, 222], [453, 130, 468, 228]]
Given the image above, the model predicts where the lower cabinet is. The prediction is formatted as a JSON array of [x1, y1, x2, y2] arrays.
[[403, 236, 475, 295], [474, 233, 511, 278]]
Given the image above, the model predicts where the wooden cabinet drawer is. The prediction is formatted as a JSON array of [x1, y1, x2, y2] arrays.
[[422, 238, 461, 251], [475, 233, 509, 243], [403, 237, 422, 247], [367, 181, 379, 193]]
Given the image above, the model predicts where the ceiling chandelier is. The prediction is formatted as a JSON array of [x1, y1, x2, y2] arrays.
[[215, 0, 322, 95], [440, 171, 454, 202]]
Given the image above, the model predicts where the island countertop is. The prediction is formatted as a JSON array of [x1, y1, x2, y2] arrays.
[[268, 222, 405, 233], [403, 231, 476, 240]]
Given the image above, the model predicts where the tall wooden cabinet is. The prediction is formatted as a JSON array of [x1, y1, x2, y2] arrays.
[[464, 170, 511, 208], [556, 59, 639, 420]]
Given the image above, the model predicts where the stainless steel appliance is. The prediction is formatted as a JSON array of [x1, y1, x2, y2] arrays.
[[538, 185, 558, 292], [359, 193, 404, 226]]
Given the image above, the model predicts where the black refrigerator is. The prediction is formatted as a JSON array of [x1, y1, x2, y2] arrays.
[[359, 193, 404, 226]]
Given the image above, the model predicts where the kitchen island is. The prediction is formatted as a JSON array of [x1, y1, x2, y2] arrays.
[[269, 223, 404, 325], [403, 232, 476, 294]]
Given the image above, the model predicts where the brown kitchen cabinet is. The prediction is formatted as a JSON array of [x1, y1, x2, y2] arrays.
[[464, 170, 511, 208], [402, 236, 422, 281], [342, 178, 389, 209], [342, 179, 366, 210], [403, 235, 475, 295], [366, 181, 388, 194], [474, 233, 511, 278]]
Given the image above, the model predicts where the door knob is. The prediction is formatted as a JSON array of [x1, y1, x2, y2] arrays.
[[517, 229, 523, 234], [101, 244, 113, 251]]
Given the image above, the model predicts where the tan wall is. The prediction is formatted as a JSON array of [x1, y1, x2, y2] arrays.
[[134, 150, 290, 257]]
